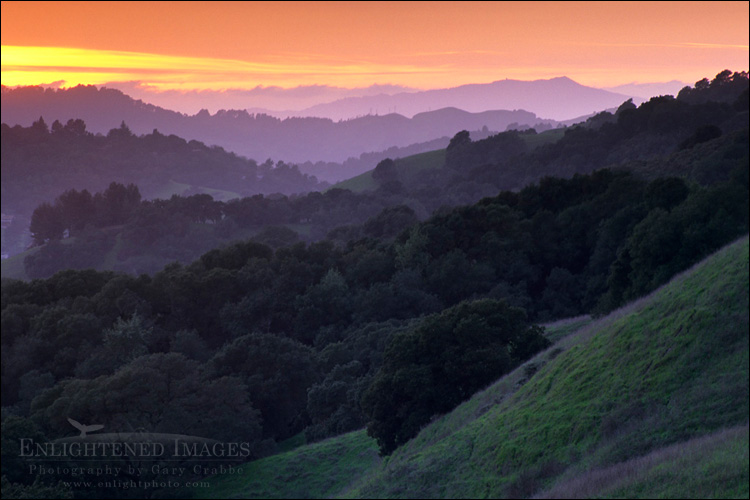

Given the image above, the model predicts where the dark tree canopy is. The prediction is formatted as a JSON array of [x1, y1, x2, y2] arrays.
[[361, 299, 550, 454]]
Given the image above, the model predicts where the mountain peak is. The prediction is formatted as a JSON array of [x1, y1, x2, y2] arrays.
[[488, 76, 578, 84], [548, 76, 577, 83]]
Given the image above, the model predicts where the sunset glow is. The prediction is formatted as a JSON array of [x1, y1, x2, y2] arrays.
[[2, 1, 748, 94], [1, 45, 448, 90]]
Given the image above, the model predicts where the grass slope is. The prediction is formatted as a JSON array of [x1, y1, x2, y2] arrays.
[[189, 235, 749, 499], [519, 127, 566, 150], [0, 235, 82, 281], [331, 149, 447, 193], [535, 424, 749, 499], [184, 315, 590, 500], [189, 430, 379, 499], [331, 127, 565, 193], [0, 249, 33, 281], [349, 235, 749, 498]]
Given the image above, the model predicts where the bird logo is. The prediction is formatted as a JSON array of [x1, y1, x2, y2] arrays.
[[67, 418, 104, 438]]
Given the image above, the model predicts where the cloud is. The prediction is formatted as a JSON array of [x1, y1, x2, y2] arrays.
[[94, 80, 419, 115], [568, 41, 748, 51], [679, 42, 749, 50], [0, 45, 449, 90]]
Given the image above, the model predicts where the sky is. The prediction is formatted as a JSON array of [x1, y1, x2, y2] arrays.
[[2, 1, 748, 112]]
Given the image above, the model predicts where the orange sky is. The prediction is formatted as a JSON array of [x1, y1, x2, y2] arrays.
[[2, 1, 748, 91]]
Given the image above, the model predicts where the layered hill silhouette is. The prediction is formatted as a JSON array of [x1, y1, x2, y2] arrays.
[[290, 76, 640, 121], [3, 70, 746, 271], [1, 78, 630, 164]]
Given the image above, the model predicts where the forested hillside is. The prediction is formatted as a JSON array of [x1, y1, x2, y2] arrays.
[[187, 236, 749, 499], [0, 119, 324, 258], [1, 71, 748, 499], [0, 119, 322, 220], [7, 71, 748, 280], [2, 148, 747, 485]]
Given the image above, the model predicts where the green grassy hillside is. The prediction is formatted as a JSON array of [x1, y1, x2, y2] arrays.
[[189, 430, 379, 499], [519, 127, 566, 149], [0, 250, 31, 281], [331, 128, 565, 194], [331, 149, 447, 193], [189, 235, 749, 499], [536, 424, 748, 499]]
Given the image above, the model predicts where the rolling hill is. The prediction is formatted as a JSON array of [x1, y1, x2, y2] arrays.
[[330, 149, 447, 193], [329, 127, 567, 193], [188, 235, 749, 499], [1, 81, 602, 164]]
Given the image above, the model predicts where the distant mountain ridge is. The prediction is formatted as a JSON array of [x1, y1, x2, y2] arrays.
[[602, 80, 688, 99], [283, 76, 641, 121], [104, 82, 418, 116], [2, 84, 582, 164]]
